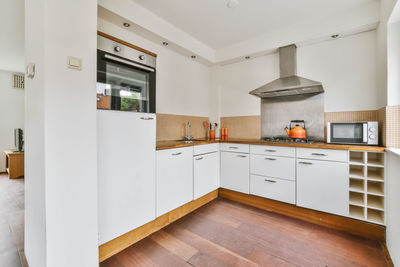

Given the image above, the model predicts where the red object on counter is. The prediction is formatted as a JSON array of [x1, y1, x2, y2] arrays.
[[210, 130, 215, 140], [225, 128, 228, 140]]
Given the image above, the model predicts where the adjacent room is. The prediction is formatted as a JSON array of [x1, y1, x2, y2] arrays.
[[1, 0, 400, 266]]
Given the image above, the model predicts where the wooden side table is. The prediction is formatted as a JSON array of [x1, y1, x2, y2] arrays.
[[4, 150, 24, 179]]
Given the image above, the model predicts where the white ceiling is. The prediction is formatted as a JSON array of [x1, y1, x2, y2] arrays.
[[131, 0, 378, 50], [0, 0, 25, 72]]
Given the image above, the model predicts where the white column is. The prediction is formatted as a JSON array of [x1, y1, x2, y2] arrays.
[[24, 0, 99, 266]]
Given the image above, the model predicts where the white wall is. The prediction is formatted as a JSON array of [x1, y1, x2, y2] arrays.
[[0, 70, 24, 172], [386, 149, 400, 266], [377, 0, 399, 107], [218, 30, 379, 117], [98, 18, 212, 117], [387, 21, 400, 105], [0, 0, 25, 72], [25, 0, 99, 266]]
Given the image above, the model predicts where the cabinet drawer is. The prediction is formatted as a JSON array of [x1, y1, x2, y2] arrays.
[[296, 148, 348, 162], [194, 143, 219, 156], [220, 143, 249, 153], [250, 175, 295, 204], [250, 154, 295, 181], [250, 145, 295, 157]]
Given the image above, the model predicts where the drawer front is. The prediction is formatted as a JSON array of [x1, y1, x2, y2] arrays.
[[194, 143, 219, 156], [296, 148, 348, 162], [250, 145, 295, 157], [250, 154, 295, 181], [220, 143, 249, 154], [250, 175, 295, 204]]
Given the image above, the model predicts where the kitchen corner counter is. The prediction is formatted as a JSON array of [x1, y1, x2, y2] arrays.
[[156, 139, 386, 152]]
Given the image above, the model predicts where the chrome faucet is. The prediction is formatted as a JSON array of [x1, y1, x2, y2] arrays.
[[184, 122, 194, 143]]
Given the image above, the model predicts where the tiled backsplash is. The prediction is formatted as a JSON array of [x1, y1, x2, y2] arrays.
[[386, 105, 400, 148], [219, 107, 400, 148], [220, 116, 261, 139], [156, 113, 209, 141], [158, 106, 399, 147]]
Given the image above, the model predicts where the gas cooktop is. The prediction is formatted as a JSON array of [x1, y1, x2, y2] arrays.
[[261, 137, 315, 144]]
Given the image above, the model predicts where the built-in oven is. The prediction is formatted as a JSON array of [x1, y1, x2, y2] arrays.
[[327, 122, 378, 145], [96, 34, 156, 113]]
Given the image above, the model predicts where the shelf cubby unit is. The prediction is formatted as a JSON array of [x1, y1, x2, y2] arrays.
[[367, 194, 384, 211], [367, 152, 385, 167], [349, 179, 364, 193], [349, 151, 365, 165], [367, 208, 384, 224], [367, 166, 384, 181], [349, 205, 365, 220], [349, 191, 364, 206], [367, 180, 384, 196], [348, 150, 385, 225], [349, 165, 364, 179]]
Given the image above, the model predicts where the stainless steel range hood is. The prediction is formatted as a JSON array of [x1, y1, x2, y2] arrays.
[[249, 44, 324, 98]]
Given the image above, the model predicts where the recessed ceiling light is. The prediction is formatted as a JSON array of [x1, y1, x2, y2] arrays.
[[123, 22, 130, 27], [245, 56, 251, 59], [331, 34, 339, 39], [227, 0, 239, 8], [191, 55, 197, 59], [162, 41, 169, 46]]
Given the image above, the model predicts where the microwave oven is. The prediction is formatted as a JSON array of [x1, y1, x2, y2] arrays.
[[327, 122, 378, 145]]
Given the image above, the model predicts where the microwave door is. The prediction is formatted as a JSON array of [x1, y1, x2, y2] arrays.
[[330, 123, 366, 144]]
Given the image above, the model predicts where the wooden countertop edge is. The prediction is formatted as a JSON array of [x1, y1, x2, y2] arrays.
[[156, 140, 386, 152]]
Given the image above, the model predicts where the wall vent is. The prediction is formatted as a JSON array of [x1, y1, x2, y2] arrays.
[[13, 73, 25, 89]]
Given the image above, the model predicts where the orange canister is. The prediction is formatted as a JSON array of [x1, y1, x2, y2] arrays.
[[225, 128, 228, 140], [210, 130, 215, 140]]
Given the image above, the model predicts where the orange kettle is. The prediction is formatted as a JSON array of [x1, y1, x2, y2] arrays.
[[285, 120, 306, 139]]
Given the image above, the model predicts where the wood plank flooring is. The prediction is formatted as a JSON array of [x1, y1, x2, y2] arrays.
[[101, 198, 392, 267], [0, 173, 27, 267]]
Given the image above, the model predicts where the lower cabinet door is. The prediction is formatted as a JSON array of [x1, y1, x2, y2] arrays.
[[250, 175, 295, 204], [297, 159, 348, 216], [220, 151, 250, 194], [157, 147, 193, 216], [97, 111, 156, 245], [194, 152, 220, 199]]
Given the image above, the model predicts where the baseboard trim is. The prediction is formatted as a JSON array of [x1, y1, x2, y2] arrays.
[[98, 189, 218, 262], [218, 188, 385, 242]]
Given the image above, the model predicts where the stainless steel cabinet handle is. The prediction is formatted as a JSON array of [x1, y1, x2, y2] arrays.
[[237, 155, 247, 158], [264, 179, 277, 183], [229, 146, 239, 149], [311, 153, 327, 156], [264, 157, 277, 161], [265, 149, 277, 152], [299, 161, 313, 165], [140, 117, 154, 120], [195, 157, 203, 160], [172, 152, 182, 156]]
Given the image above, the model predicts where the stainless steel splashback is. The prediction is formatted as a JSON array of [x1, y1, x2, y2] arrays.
[[261, 94, 325, 141]]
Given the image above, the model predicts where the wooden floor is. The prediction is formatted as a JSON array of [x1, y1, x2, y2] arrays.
[[101, 198, 391, 267], [0, 173, 27, 267]]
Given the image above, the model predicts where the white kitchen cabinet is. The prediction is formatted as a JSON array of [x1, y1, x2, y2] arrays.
[[250, 154, 295, 181], [194, 151, 220, 199], [157, 147, 193, 216], [297, 158, 348, 216], [98, 110, 156, 245], [220, 151, 250, 194], [250, 175, 296, 204]]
